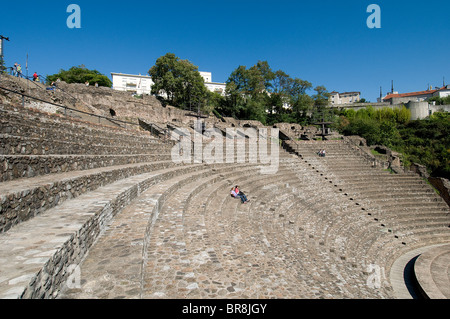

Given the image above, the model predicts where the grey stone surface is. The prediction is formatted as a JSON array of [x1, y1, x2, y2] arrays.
[[0, 97, 449, 299]]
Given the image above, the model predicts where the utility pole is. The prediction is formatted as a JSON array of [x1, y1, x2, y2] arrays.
[[0, 35, 10, 73]]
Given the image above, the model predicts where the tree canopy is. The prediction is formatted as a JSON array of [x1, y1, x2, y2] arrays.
[[47, 66, 112, 87], [216, 60, 316, 125], [148, 53, 208, 110]]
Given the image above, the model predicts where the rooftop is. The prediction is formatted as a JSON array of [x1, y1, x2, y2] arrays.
[[383, 86, 448, 101]]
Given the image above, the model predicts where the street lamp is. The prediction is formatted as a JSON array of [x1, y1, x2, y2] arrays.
[[0, 35, 10, 72]]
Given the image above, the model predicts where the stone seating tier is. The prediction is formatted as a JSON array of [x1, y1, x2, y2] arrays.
[[0, 161, 292, 299], [0, 110, 159, 145], [414, 244, 450, 299], [0, 101, 449, 299]]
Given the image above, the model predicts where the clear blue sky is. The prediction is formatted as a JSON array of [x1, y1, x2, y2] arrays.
[[1, 0, 449, 102]]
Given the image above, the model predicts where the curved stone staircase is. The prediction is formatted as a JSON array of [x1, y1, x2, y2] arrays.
[[0, 101, 449, 299]]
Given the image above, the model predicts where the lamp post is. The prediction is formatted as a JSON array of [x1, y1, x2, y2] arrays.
[[0, 35, 10, 74]]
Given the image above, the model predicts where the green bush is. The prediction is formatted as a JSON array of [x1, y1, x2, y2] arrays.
[[338, 108, 449, 179], [47, 66, 112, 87]]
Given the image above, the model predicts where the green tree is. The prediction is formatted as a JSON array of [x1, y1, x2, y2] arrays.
[[47, 66, 112, 87], [312, 85, 330, 107], [149, 53, 208, 110], [224, 62, 273, 121], [338, 106, 449, 179]]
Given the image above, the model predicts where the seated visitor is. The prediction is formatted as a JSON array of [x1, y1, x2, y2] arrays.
[[318, 149, 326, 157], [230, 185, 249, 204]]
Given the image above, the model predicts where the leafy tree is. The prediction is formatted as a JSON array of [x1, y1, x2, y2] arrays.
[[47, 66, 112, 87], [272, 70, 291, 95], [149, 53, 208, 110], [312, 85, 330, 107], [291, 93, 314, 124], [224, 62, 272, 120], [223, 61, 316, 125], [248, 61, 275, 95], [428, 95, 450, 105]]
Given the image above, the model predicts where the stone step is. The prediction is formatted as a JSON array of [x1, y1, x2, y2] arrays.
[[0, 116, 159, 147], [58, 165, 252, 299], [140, 168, 286, 299], [0, 160, 182, 233], [0, 104, 155, 143], [243, 180, 385, 298], [0, 163, 209, 299], [0, 154, 173, 182], [414, 244, 450, 299], [57, 163, 293, 299], [0, 134, 167, 156]]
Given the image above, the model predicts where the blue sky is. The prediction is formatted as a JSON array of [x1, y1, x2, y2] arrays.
[[1, 0, 449, 102]]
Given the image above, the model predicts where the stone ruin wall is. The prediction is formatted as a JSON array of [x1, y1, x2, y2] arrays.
[[0, 75, 217, 128]]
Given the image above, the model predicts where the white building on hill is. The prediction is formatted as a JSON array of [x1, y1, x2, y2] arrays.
[[111, 71, 226, 96], [329, 91, 361, 105], [199, 72, 227, 96], [111, 73, 153, 95]]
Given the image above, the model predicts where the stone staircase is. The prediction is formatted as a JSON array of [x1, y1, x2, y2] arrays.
[[284, 139, 450, 297], [1, 101, 449, 299], [0, 102, 196, 298]]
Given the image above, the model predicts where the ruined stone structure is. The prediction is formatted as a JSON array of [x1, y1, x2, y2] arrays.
[[0, 74, 449, 299]]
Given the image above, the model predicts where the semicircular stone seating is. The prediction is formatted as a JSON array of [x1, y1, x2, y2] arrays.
[[1, 101, 449, 299]]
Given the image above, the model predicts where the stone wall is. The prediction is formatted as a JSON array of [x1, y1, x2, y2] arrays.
[[428, 177, 450, 207], [0, 74, 220, 128]]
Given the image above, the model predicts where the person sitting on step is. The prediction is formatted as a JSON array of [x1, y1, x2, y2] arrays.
[[318, 149, 326, 157], [230, 185, 249, 204]]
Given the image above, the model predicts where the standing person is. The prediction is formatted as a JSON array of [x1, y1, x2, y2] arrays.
[[33, 72, 38, 81], [16, 64, 22, 77], [13, 63, 18, 76]]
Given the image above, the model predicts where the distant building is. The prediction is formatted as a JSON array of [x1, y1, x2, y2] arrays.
[[199, 71, 227, 96], [329, 91, 361, 105], [434, 85, 450, 99], [111, 73, 153, 95], [111, 71, 226, 96], [383, 85, 450, 104]]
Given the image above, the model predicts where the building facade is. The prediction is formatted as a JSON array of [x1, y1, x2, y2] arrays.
[[329, 91, 361, 105], [383, 85, 450, 104], [111, 71, 226, 96], [111, 73, 154, 95]]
